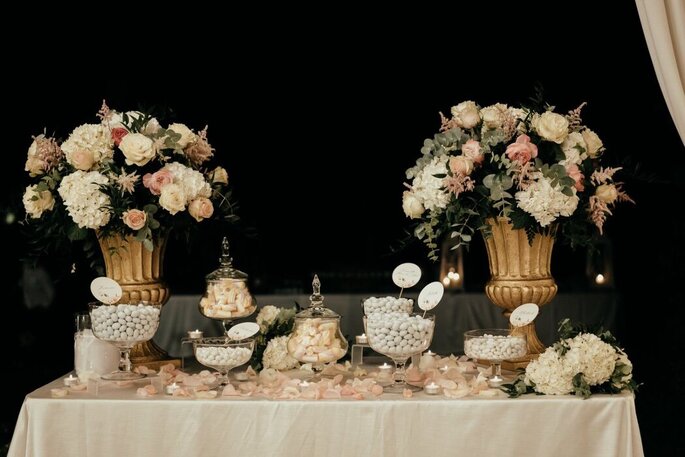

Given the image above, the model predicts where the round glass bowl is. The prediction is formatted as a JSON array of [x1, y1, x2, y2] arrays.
[[364, 312, 435, 392], [361, 296, 414, 316], [89, 301, 161, 380], [463, 329, 527, 386], [193, 337, 255, 387]]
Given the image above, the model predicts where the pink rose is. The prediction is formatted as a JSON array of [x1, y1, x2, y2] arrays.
[[111, 127, 129, 146], [449, 156, 474, 176], [565, 164, 585, 192], [461, 139, 483, 164], [70, 149, 96, 171], [143, 170, 174, 195], [188, 197, 214, 222], [122, 209, 147, 231], [505, 134, 538, 164]]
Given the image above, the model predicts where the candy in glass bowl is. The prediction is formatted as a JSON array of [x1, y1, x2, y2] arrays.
[[463, 329, 527, 386], [361, 296, 414, 317], [193, 337, 255, 388], [89, 301, 161, 380], [287, 275, 348, 370], [364, 312, 435, 393], [199, 237, 257, 335]]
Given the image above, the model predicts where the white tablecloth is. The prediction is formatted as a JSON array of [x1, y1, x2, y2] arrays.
[[156, 293, 620, 357], [9, 376, 643, 457]]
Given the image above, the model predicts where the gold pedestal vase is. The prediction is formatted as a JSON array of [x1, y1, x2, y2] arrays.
[[482, 217, 557, 369], [98, 233, 179, 368]]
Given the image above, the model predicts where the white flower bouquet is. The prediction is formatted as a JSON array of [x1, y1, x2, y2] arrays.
[[503, 319, 638, 398], [251, 305, 298, 371], [402, 97, 633, 259]]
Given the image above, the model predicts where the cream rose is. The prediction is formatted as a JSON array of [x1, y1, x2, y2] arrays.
[[25, 140, 45, 176], [595, 184, 618, 204], [461, 139, 483, 164], [211, 166, 229, 185], [159, 183, 186, 214], [119, 133, 155, 167], [70, 149, 96, 171], [450, 101, 480, 129], [449, 156, 474, 176], [582, 129, 603, 158], [402, 191, 424, 219], [561, 132, 587, 165], [168, 123, 197, 149], [480, 104, 506, 130], [533, 111, 569, 144], [122, 209, 147, 230], [188, 197, 214, 222], [22, 185, 55, 218]]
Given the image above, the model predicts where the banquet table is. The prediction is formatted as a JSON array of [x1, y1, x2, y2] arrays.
[[8, 375, 643, 457]]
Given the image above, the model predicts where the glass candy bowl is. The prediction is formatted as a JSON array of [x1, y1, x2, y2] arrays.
[[361, 296, 414, 317], [364, 312, 435, 393], [199, 237, 257, 335], [463, 329, 527, 386], [89, 301, 161, 381], [194, 337, 255, 388], [287, 275, 348, 370]]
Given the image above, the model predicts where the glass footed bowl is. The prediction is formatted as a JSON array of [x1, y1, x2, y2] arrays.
[[193, 337, 255, 388], [89, 301, 161, 381], [364, 312, 435, 393], [463, 329, 527, 386], [361, 296, 414, 317]]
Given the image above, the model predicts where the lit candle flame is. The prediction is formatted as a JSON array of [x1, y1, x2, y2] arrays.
[[595, 273, 605, 284]]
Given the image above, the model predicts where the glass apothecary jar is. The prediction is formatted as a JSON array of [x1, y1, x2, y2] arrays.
[[287, 275, 348, 368], [199, 237, 257, 335]]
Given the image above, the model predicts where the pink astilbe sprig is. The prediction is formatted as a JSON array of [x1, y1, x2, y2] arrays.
[[513, 160, 536, 190], [501, 110, 518, 141], [566, 102, 587, 132], [591, 166, 622, 185], [109, 170, 139, 196], [589, 195, 611, 234], [28, 133, 63, 175], [615, 183, 635, 204], [443, 174, 475, 198], [96, 99, 111, 122], [439, 112, 462, 132], [185, 126, 214, 166]]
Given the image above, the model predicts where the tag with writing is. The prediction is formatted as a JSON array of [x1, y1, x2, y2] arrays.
[[510, 303, 539, 327], [227, 322, 260, 340], [90, 277, 123, 304], [392, 263, 422, 289], [418, 282, 444, 311]]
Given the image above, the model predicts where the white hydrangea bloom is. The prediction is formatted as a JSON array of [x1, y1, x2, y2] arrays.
[[164, 162, 211, 203], [563, 333, 616, 385], [61, 124, 113, 167], [262, 335, 299, 370], [58, 171, 112, 229], [256, 305, 281, 332], [515, 176, 579, 226], [524, 347, 575, 395], [410, 155, 449, 212]]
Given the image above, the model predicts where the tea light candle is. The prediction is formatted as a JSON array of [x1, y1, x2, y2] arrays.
[[299, 380, 310, 389], [439, 365, 449, 373], [165, 382, 180, 395], [378, 362, 393, 374], [63, 374, 79, 387], [355, 333, 368, 344], [188, 329, 203, 339], [424, 382, 440, 395], [424, 350, 436, 357]]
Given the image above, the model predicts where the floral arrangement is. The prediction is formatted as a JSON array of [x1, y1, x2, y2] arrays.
[[402, 97, 633, 259], [251, 305, 297, 371], [21, 101, 237, 254], [503, 319, 637, 399]]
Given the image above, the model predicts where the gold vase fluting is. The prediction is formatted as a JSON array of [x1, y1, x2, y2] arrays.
[[97, 233, 178, 368], [482, 217, 557, 369]]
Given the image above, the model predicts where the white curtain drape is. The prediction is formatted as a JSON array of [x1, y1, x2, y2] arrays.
[[635, 0, 685, 146]]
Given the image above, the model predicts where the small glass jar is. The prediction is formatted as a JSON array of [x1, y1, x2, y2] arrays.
[[199, 237, 257, 335], [287, 275, 348, 367], [73, 311, 119, 383]]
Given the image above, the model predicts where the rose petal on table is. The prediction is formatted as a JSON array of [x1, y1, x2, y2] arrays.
[[341, 385, 356, 396], [69, 383, 87, 392], [194, 390, 218, 399], [245, 366, 258, 378], [352, 393, 364, 400], [402, 389, 413, 399], [182, 375, 204, 387], [233, 371, 249, 381], [437, 379, 458, 390], [478, 389, 502, 398], [371, 384, 384, 396], [406, 367, 423, 383], [136, 385, 158, 397], [222, 384, 240, 396], [323, 388, 341, 399], [443, 387, 470, 399], [172, 388, 191, 397], [279, 386, 301, 399], [159, 363, 176, 374], [50, 388, 68, 398]]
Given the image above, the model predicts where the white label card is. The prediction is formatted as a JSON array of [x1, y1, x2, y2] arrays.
[[418, 281, 444, 311], [227, 322, 260, 340], [392, 263, 422, 289], [90, 277, 123, 304], [510, 303, 540, 327]]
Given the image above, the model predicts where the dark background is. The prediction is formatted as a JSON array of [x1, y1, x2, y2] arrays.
[[1, 3, 684, 454]]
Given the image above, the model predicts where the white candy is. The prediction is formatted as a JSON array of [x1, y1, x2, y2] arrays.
[[464, 334, 527, 361], [287, 318, 347, 363], [91, 304, 160, 343], [195, 346, 252, 368], [366, 314, 433, 358], [363, 297, 413, 316]]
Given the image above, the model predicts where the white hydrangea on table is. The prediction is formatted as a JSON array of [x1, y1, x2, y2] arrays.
[[251, 305, 297, 371]]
